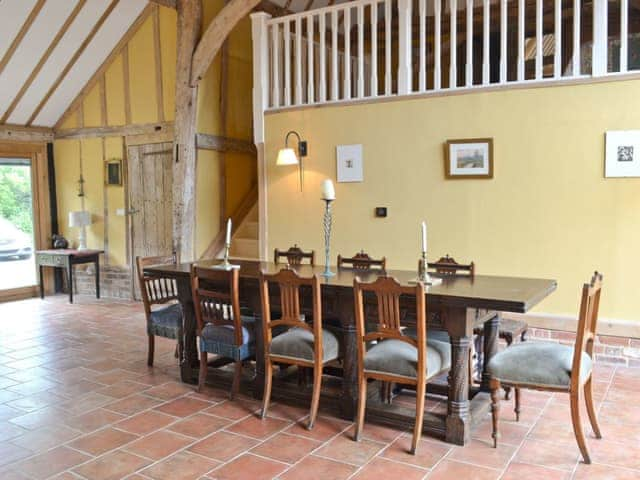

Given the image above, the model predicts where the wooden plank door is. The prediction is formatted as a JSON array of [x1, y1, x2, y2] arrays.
[[128, 142, 173, 299]]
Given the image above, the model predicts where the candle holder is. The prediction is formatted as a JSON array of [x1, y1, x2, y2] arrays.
[[212, 242, 240, 270], [322, 198, 335, 277], [412, 251, 442, 286]]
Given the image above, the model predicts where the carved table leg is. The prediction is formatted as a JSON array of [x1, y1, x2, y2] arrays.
[[481, 312, 500, 392], [445, 307, 473, 445], [336, 291, 357, 419], [177, 276, 197, 384], [253, 303, 266, 400]]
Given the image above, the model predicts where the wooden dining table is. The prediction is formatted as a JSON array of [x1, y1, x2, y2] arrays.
[[144, 259, 556, 445]]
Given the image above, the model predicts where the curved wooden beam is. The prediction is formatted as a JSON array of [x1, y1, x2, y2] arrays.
[[190, 0, 261, 86]]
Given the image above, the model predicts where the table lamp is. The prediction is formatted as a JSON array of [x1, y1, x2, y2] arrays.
[[68, 211, 91, 250]]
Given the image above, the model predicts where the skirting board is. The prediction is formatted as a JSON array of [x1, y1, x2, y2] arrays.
[[503, 311, 640, 339]]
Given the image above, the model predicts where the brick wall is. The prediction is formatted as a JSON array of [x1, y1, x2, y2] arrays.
[[528, 327, 640, 367], [70, 265, 133, 300]]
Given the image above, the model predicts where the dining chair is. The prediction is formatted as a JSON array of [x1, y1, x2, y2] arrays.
[[274, 244, 315, 266], [353, 275, 451, 454], [191, 265, 255, 397], [259, 267, 339, 429], [338, 250, 386, 271], [488, 272, 603, 464], [136, 254, 183, 367]]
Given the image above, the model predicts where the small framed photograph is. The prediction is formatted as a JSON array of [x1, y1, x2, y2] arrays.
[[605, 130, 640, 177], [104, 159, 123, 186], [336, 144, 363, 182], [445, 138, 493, 179]]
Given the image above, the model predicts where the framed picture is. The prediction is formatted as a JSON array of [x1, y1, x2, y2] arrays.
[[605, 130, 640, 177], [336, 144, 364, 182], [444, 138, 494, 179], [104, 159, 122, 186]]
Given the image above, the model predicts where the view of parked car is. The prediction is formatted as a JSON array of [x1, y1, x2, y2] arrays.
[[0, 217, 33, 261]]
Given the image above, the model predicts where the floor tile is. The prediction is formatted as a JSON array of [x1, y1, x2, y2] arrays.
[[188, 431, 259, 462], [251, 432, 322, 464], [13, 445, 91, 480], [115, 410, 177, 435], [0, 442, 33, 467], [143, 382, 195, 401], [315, 433, 384, 466], [351, 457, 428, 480], [69, 427, 138, 455], [203, 398, 261, 420], [426, 459, 501, 480], [73, 449, 151, 480], [573, 463, 640, 480], [141, 451, 220, 480], [64, 408, 126, 433], [125, 429, 193, 460], [283, 415, 350, 442], [167, 413, 230, 438], [381, 435, 451, 469], [10, 424, 82, 453], [105, 394, 162, 416], [154, 397, 212, 417], [447, 438, 517, 470], [513, 439, 579, 472], [500, 462, 571, 480], [279, 455, 356, 480], [226, 415, 291, 440], [210, 453, 288, 480]]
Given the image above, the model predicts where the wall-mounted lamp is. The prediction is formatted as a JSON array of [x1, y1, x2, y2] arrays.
[[276, 130, 307, 191]]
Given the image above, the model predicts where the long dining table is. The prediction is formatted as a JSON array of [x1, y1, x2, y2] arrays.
[[144, 259, 556, 445]]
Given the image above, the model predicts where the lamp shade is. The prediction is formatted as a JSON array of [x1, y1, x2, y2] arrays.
[[276, 148, 299, 166], [69, 211, 91, 228]]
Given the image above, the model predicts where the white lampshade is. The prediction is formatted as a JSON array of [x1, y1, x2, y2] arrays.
[[276, 148, 299, 166], [69, 211, 91, 228]]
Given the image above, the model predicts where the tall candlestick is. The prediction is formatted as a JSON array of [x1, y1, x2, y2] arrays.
[[421, 221, 427, 253], [225, 218, 232, 245], [321, 179, 335, 200]]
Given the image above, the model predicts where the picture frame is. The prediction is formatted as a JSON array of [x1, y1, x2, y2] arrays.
[[336, 144, 364, 183], [444, 138, 494, 179], [605, 130, 640, 178], [104, 159, 123, 186]]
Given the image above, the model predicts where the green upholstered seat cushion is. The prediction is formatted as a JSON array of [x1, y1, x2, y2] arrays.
[[487, 342, 592, 388], [363, 338, 451, 380], [404, 327, 449, 344], [270, 327, 339, 362]]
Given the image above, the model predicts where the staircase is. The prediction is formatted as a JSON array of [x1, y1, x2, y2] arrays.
[[229, 204, 259, 259]]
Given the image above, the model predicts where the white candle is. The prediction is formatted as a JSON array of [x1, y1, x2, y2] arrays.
[[321, 179, 335, 200], [225, 218, 232, 245], [421, 221, 427, 253]]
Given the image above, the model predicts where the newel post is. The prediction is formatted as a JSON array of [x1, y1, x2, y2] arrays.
[[251, 12, 271, 260], [592, 0, 608, 76], [397, 0, 412, 95]]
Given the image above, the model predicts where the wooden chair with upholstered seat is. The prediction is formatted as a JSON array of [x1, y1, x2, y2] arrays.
[[259, 267, 339, 429], [488, 272, 603, 464], [353, 276, 451, 454], [274, 245, 315, 266], [338, 251, 386, 271], [192, 265, 255, 397], [136, 254, 183, 367]]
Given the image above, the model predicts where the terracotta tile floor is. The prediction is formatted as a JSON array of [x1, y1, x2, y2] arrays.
[[0, 296, 638, 479]]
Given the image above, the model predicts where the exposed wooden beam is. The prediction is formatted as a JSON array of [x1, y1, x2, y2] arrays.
[[152, 5, 165, 122], [1, 0, 87, 124], [27, 0, 121, 127], [196, 133, 257, 155], [219, 17, 229, 225], [55, 121, 174, 140], [190, 0, 261, 86], [149, 0, 176, 8], [123, 44, 132, 124], [173, 0, 202, 262], [0, 125, 53, 143], [54, 4, 153, 129], [0, 0, 47, 79]]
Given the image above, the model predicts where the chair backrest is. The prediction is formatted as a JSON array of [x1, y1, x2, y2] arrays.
[[136, 254, 179, 315], [191, 265, 243, 345], [274, 244, 315, 266], [571, 272, 603, 388], [259, 268, 322, 360], [338, 250, 386, 271], [427, 254, 475, 277], [353, 276, 426, 370]]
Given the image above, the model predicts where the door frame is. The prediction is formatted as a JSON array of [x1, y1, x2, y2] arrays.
[[0, 141, 51, 302]]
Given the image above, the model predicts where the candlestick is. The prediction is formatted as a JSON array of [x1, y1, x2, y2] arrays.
[[225, 218, 232, 245], [421, 221, 427, 253], [322, 198, 335, 277]]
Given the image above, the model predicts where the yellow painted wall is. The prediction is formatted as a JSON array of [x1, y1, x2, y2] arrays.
[[265, 78, 640, 322], [53, 3, 256, 269]]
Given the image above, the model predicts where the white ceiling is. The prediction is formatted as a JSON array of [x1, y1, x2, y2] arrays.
[[0, 0, 148, 128]]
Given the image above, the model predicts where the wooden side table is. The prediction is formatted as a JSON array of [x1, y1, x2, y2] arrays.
[[35, 249, 104, 303]]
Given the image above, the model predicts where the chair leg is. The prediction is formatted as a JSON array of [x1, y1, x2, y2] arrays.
[[514, 388, 521, 421], [503, 338, 513, 400], [354, 375, 367, 442], [308, 364, 323, 430], [231, 360, 242, 400], [198, 351, 208, 393], [411, 379, 426, 455], [570, 388, 592, 464], [261, 360, 273, 419], [147, 334, 155, 367], [490, 378, 501, 448], [584, 376, 602, 439]]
